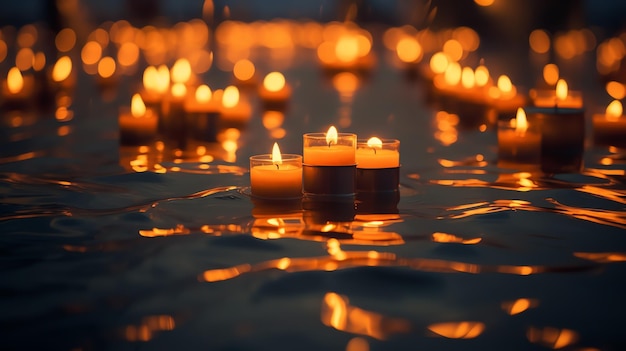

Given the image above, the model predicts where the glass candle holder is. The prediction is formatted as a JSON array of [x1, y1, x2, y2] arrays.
[[302, 131, 356, 197], [250, 154, 302, 199], [497, 120, 541, 165], [303, 132, 356, 166], [355, 138, 400, 192]]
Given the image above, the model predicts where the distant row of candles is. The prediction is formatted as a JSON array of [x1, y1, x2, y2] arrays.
[[249, 126, 400, 201]]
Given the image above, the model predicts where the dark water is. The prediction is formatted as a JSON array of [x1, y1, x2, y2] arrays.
[[1, 20, 626, 351]]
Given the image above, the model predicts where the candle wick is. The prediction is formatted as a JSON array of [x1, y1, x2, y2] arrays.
[[275, 164, 280, 170], [328, 141, 334, 148], [373, 148, 377, 155]]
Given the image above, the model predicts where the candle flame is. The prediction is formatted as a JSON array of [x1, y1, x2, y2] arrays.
[[131, 93, 146, 118], [556, 79, 568, 101], [271, 142, 282, 166], [195, 84, 212, 103], [263, 72, 286, 92], [171, 58, 192, 84], [171, 82, 187, 98], [474, 65, 489, 87], [606, 100, 623, 121], [497, 75, 512, 93], [461, 66, 475, 89], [335, 36, 359, 63], [156, 65, 170, 94], [222, 85, 240, 108], [143, 66, 157, 91], [7, 67, 24, 94], [52, 56, 72, 82], [514, 107, 528, 134], [326, 126, 338, 146], [367, 137, 383, 148]]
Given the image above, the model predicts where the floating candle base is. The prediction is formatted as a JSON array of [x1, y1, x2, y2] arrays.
[[302, 164, 356, 198], [356, 167, 400, 193]]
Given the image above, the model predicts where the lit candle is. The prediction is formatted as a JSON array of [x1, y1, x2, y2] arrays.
[[119, 93, 158, 145], [50, 56, 75, 90], [140, 65, 169, 119], [250, 143, 302, 199], [221, 85, 252, 126], [184, 84, 221, 141], [355, 137, 401, 194], [531, 79, 583, 109], [497, 108, 541, 165], [1, 67, 35, 107], [258, 71, 292, 107], [593, 100, 626, 147], [356, 137, 400, 169], [303, 126, 356, 165], [302, 126, 357, 198]]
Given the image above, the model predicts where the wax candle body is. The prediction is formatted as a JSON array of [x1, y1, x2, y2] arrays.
[[593, 114, 626, 147], [250, 154, 302, 199], [259, 84, 291, 105], [304, 145, 356, 165], [119, 108, 158, 144], [356, 149, 400, 168], [531, 89, 583, 109], [497, 126, 541, 164]]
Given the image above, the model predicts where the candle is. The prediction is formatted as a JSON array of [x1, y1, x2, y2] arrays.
[[140, 65, 169, 120], [250, 143, 302, 199], [497, 108, 541, 165], [258, 71, 291, 107], [50, 56, 75, 91], [221, 85, 252, 126], [119, 93, 158, 145], [593, 100, 626, 147], [184, 84, 221, 141], [356, 137, 400, 169], [531, 79, 583, 109], [302, 126, 357, 197], [303, 126, 356, 165], [1, 67, 35, 108]]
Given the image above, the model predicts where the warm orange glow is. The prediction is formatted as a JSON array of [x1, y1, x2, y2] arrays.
[[81, 41, 103, 65], [574, 252, 626, 263], [7, 67, 24, 94], [497, 75, 512, 93], [396, 37, 422, 63], [606, 81, 625, 99], [431, 232, 482, 244], [203, 264, 252, 282], [543, 63, 559, 85], [527, 326, 579, 349], [233, 59, 255, 81], [171, 83, 187, 98], [346, 337, 369, 351], [52, 56, 72, 82], [502, 298, 537, 315], [17, 24, 37, 48], [171, 58, 192, 84], [529, 29, 550, 54], [97, 56, 116, 78], [474, 65, 489, 87], [32, 52, 46, 71], [131, 93, 146, 118], [461, 66, 475, 89], [444, 61, 461, 86], [0, 40, 7, 63], [443, 39, 463, 61], [606, 100, 622, 121], [430, 52, 449, 74], [366, 137, 383, 149], [515, 108, 528, 134], [263, 72, 286, 92], [262, 110, 284, 130], [117, 42, 140, 67], [335, 35, 359, 63], [556, 79, 568, 101], [326, 126, 338, 145], [222, 85, 240, 108], [195, 84, 212, 103], [332, 72, 359, 95], [16, 47, 34, 71], [55, 28, 76, 52], [271, 142, 282, 165], [474, 0, 495, 6], [428, 322, 485, 339]]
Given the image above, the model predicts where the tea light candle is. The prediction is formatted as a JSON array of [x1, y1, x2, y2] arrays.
[[1, 67, 35, 108], [140, 65, 169, 119], [303, 126, 356, 165], [356, 137, 400, 169], [258, 72, 291, 108], [185, 84, 221, 141], [119, 93, 158, 145], [593, 100, 626, 147], [221, 85, 252, 126], [302, 126, 357, 197], [531, 79, 583, 109], [497, 108, 541, 165], [250, 143, 302, 199]]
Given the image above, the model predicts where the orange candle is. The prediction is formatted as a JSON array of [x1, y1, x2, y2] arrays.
[[531, 79, 583, 109], [356, 137, 400, 169], [593, 100, 626, 147], [250, 143, 302, 199], [497, 108, 541, 164], [258, 71, 291, 106], [119, 94, 158, 144], [303, 126, 356, 165]]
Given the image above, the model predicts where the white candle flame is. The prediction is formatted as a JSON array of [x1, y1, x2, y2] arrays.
[[326, 126, 338, 146], [272, 142, 282, 166]]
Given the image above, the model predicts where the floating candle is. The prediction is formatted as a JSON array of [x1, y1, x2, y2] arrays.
[[356, 137, 400, 169], [221, 85, 251, 126], [303, 126, 356, 166], [531, 79, 583, 109], [497, 108, 541, 165], [593, 100, 626, 147], [119, 93, 158, 145], [250, 143, 302, 199], [258, 71, 291, 107]]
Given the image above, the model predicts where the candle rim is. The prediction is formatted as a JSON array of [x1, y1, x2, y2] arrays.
[[356, 138, 400, 146], [303, 132, 357, 139], [250, 153, 302, 164]]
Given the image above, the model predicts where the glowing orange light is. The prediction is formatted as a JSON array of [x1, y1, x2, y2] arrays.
[[32, 52, 46, 71], [97, 56, 116, 78], [366, 137, 383, 149], [171, 58, 192, 84], [117, 42, 140, 67], [444, 61, 462, 86], [131, 94, 146, 118], [474, 0, 495, 6], [474, 65, 489, 87], [233, 59, 255, 81], [443, 39, 463, 61], [262, 110, 284, 130], [263, 72, 286, 92], [335, 35, 359, 62], [428, 322, 485, 339], [332, 72, 359, 95], [55, 28, 76, 52], [461, 66, 475, 89], [222, 85, 240, 108], [326, 126, 338, 145], [497, 75, 512, 93], [156, 65, 170, 93], [430, 52, 449, 74], [514, 108, 528, 134], [7, 67, 24, 94], [606, 81, 625, 99], [529, 29, 550, 54], [81, 41, 103, 65], [15, 47, 34, 71], [396, 37, 422, 63], [272, 142, 282, 165], [543, 63, 559, 86], [52, 56, 72, 82], [171, 83, 187, 98], [502, 298, 536, 315], [195, 84, 212, 103], [556, 79, 568, 101], [606, 100, 623, 121]]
